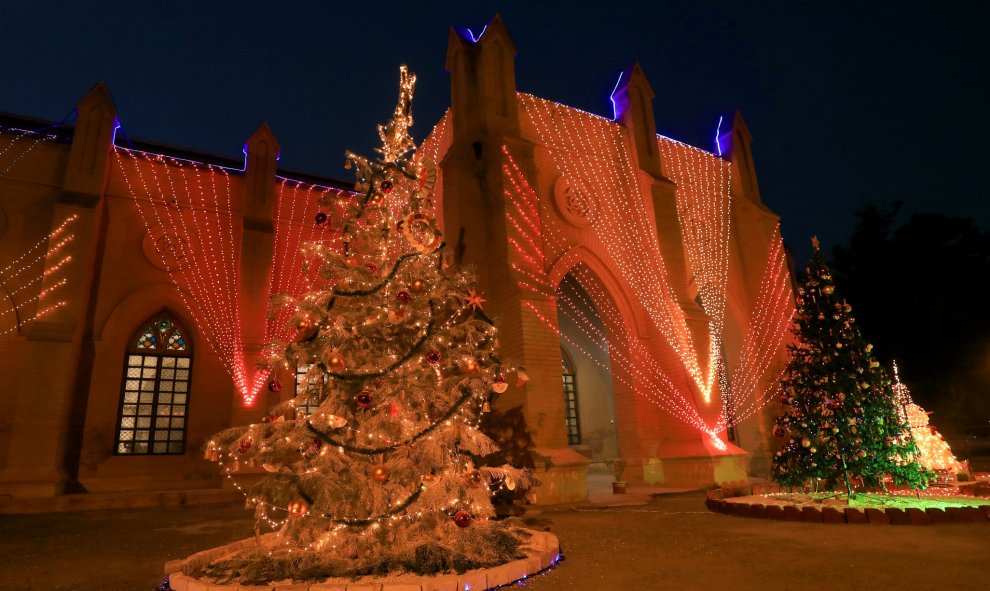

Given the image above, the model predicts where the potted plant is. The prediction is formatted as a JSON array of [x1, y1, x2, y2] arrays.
[[606, 458, 627, 494]]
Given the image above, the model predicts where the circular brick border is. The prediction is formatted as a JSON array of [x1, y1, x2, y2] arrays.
[[165, 528, 560, 591], [705, 496, 990, 525]]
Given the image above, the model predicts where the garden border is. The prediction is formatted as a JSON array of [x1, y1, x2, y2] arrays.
[[705, 495, 990, 525], [164, 529, 560, 591]]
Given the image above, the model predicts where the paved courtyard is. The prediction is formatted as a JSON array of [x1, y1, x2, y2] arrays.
[[2, 492, 988, 591]]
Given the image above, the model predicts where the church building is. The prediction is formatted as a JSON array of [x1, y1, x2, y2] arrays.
[[0, 16, 793, 507]]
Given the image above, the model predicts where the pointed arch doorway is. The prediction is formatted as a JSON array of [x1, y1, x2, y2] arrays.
[[555, 269, 621, 492]]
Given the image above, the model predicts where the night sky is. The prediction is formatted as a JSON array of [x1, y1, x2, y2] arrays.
[[3, 1, 987, 262]]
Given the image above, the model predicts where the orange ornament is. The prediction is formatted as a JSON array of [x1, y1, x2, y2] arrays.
[[328, 353, 346, 372], [371, 464, 391, 482], [287, 498, 309, 518], [409, 279, 427, 294]]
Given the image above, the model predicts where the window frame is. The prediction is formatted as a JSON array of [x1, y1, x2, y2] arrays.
[[561, 348, 582, 446], [113, 311, 193, 456]]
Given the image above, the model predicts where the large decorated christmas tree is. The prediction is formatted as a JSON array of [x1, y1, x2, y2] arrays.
[[198, 67, 531, 584], [771, 238, 931, 495]]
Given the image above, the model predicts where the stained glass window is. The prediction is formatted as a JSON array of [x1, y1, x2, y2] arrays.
[[561, 348, 581, 445], [115, 311, 193, 455]]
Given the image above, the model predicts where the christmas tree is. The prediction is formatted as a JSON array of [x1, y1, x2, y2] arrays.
[[893, 365, 964, 474], [771, 238, 931, 496], [199, 67, 531, 584]]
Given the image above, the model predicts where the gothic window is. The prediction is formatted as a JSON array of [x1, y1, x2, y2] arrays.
[[295, 363, 325, 416], [114, 312, 192, 455], [561, 348, 581, 445]]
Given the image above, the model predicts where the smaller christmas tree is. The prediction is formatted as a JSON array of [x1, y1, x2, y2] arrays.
[[893, 364, 964, 474], [771, 238, 931, 495]]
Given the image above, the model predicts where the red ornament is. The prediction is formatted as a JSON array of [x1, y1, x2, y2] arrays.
[[356, 390, 373, 408], [315, 212, 329, 226], [396, 290, 412, 304], [388, 401, 400, 416], [267, 378, 281, 393], [238, 436, 253, 454], [365, 263, 378, 275], [453, 510, 473, 528], [426, 350, 442, 365], [380, 180, 393, 193]]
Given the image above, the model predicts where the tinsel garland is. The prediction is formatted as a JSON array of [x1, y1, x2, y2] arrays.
[[306, 384, 478, 454]]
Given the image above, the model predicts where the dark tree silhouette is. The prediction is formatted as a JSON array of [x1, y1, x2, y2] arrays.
[[831, 204, 990, 432]]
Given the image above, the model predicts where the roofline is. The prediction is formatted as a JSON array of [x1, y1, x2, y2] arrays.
[[0, 110, 354, 190]]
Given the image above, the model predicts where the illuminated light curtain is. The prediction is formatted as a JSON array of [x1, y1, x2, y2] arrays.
[[502, 135, 792, 443], [501, 146, 720, 440], [520, 93, 715, 402], [113, 150, 249, 405], [657, 137, 732, 403], [0, 125, 59, 176], [726, 226, 795, 422], [0, 214, 75, 336]]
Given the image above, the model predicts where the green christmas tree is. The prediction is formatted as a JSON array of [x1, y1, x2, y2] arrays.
[[197, 67, 531, 584], [771, 238, 930, 496]]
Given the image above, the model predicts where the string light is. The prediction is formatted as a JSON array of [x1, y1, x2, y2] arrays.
[[501, 97, 794, 441], [0, 214, 76, 336]]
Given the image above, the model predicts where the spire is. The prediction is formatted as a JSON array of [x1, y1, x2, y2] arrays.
[[611, 63, 664, 179], [63, 82, 117, 199], [445, 13, 519, 138], [719, 109, 762, 204], [243, 122, 280, 227]]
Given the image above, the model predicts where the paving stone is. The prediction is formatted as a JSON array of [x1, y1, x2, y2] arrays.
[[865, 508, 890, 525], [844, 508, 868, 524], [906, 508, 932, 525], [963, 507, 987, 522], [927, 508, 951, 524], [821, 507, 846, 524], [485, 563, 512, 588], [782, 505, 803, 522], [946, 507, 971, 523], [766, 505, 785, 520], [801, 507, 823, 523], [170, 573, 190, 591], [419, 576, 457, 591], [886, 508, 910, 525], [455, 570, 486, 591]]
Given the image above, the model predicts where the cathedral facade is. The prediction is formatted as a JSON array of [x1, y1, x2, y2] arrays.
[[0, 16, 792, 506]]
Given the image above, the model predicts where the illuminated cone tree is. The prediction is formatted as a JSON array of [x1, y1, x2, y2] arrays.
[[200, 67, 530, 584], [893, 368, 964, 473], [771, 238, 931, 495]]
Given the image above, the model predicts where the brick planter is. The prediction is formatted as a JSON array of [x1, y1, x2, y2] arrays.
[[711, 496, 990, 526], [164, 529, 559, 591]]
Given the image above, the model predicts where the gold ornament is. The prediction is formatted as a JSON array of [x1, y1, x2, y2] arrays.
[[409, 279, 427, 294], [421, 474, 439, 486]]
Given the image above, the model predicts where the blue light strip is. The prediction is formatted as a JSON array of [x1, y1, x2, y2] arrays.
[[714, 115, 724, 157], [609, 71, 625, 120]]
